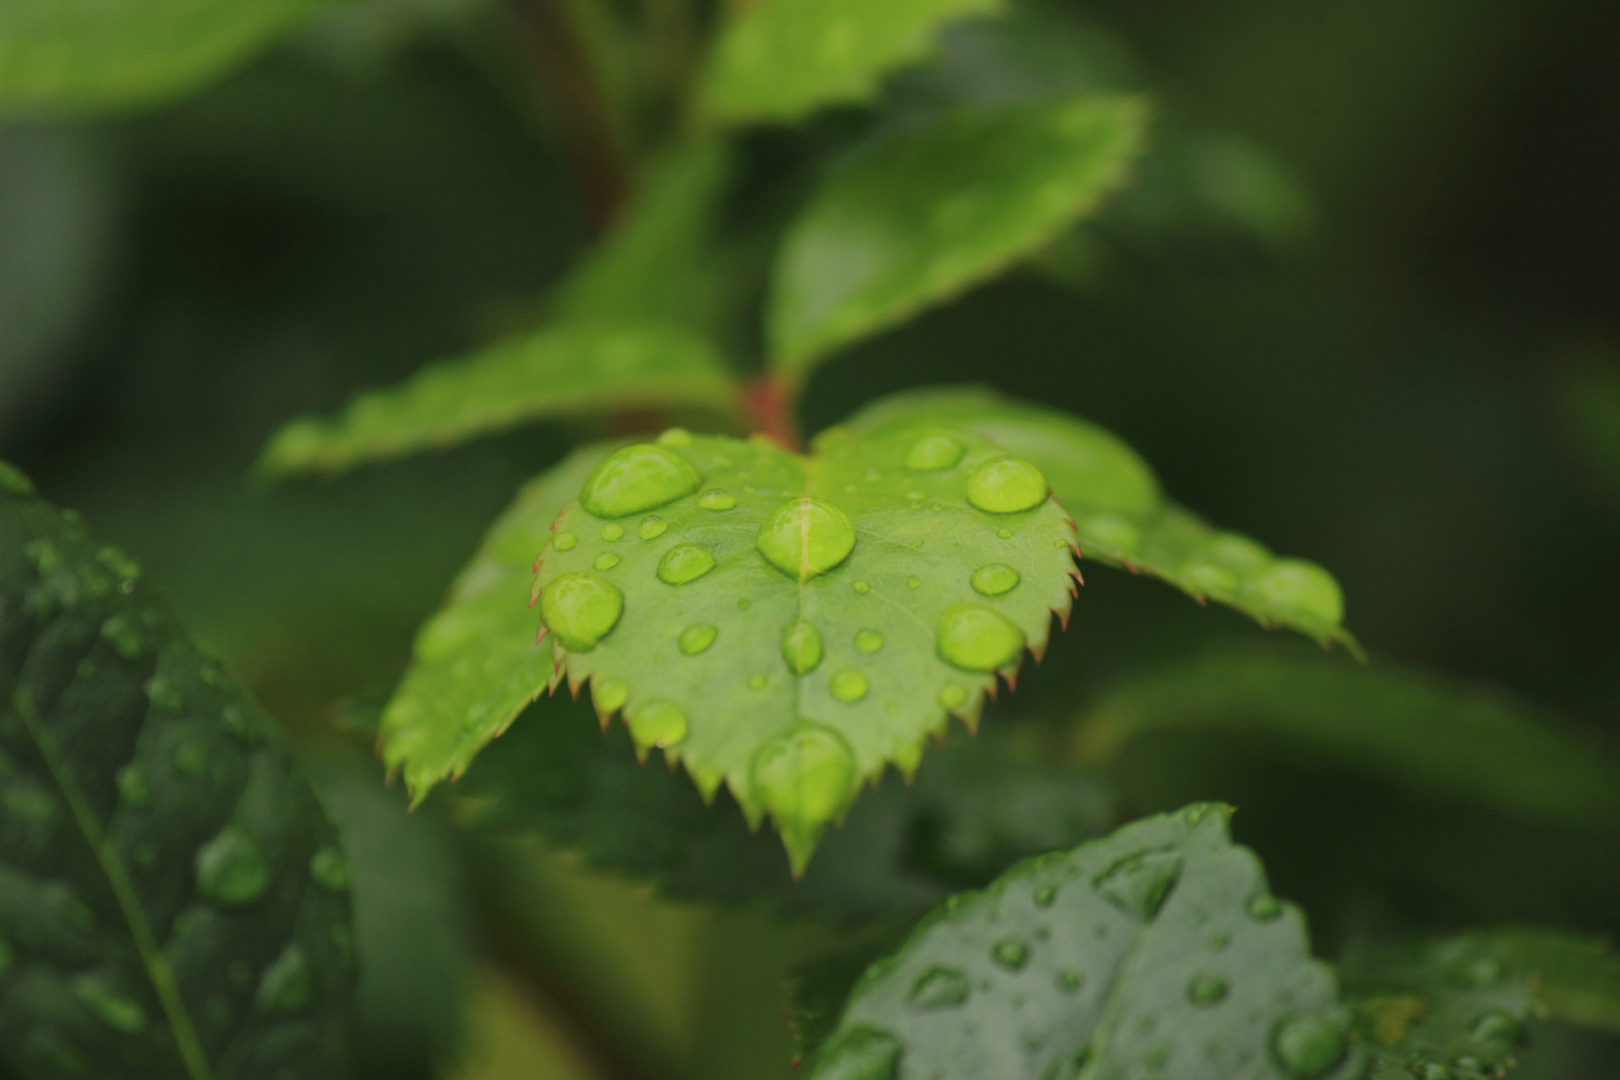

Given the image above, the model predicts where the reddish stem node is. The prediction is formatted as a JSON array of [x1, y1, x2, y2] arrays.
[[743, 375, 802, 451]]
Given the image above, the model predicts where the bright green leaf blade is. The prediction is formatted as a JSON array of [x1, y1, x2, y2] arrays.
[[808, 804, 1363, 1080], [1073, 650, 1620, 830], [0, 468, 355, 1077], [767, 95, 1146, 378], [844, 386, 1360, 652], [0, 0, 330, 112], [529, 426, 1079, 873], [699, 0, 1004, 127]]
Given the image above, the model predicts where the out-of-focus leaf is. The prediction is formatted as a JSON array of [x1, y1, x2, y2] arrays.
[[0, 0, 332, 112], [0, 467, 354, 1078], [1562, 354, 1620, 497], [844, 387, 1360, 652], [699, 0, 1004, 127], [767, 95, 1146, 379], [1074, 651, 1620, 830], [804, 804, 1364, 1080], [259, 144, 741, 476]]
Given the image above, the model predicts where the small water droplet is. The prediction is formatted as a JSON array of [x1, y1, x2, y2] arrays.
[[905, 435, 966, 471], [1468, 1010, 1521, 1044], [117, 764, 150, 807], [907, 576, 921, 589], [310, 847, 348, 892], [256, 944, 312, 1014], [539, 573, 624, 651], [638, 516, 667, 539], [907, 966, 970, 1009], [1035, 885, 1057, 908], [656, 544, 716, 585], [1095, 850, 1183, 920], [629, 700, 688, 752], [967, 457, 1048, 513], [594, 552, 622, 570], [970, 563, 1021, 596], [830, 670, 868, 702], [699, 489, 736, 510], [1057, 970, 1083, 993], [595, 678, 628, 713], [197, 825, 269, 905], [938, 684, 967, 709], [813, 1026, 900, 1080], [580, 444, 701, 518], [852, 580, 871, 594], [679, 624, 717, 655], [1248, 895, 1283, 921], [756, 498, 855, 580], [992, 940, 1029, 970], [748, 674, 768, 691], [1188, 975, 1229, 1005], [1210, 932, 1232, 951], [601, 523, 624, 541], [936, 604, 1025, 671], [854, 629, 884, 653], [750, 723, 857, 875], [72, 973, 145, 1033], [656, 427, 692, 447], [1249, 560, 1343, 623], [1271, 1015, 1347, 1077], [996, 527, 1013, 539], [552, 532, 577, 551], [780, 621, 823, 674]]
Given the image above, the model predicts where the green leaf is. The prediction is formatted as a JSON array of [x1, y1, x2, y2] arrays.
[[0, 469, 354, 1077], [768, 94, 1146, 378], [259, 143, 741, 477], [806, 804, 1364, 1080], [845, 387, 1361, 652], [699, 0, 1004, 127], [1074, 651, 1620, 830], [1561, 353, 1620, 497], [0, 0, 330, 112]]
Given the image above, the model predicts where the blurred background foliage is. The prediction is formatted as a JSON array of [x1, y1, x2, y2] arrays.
[[3, 0, 1619, 1076]]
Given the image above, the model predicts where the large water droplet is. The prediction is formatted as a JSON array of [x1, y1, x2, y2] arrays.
[[1271, 1015, 1347, 1077], [992, 940, 1030, 970], [1468, 1010, 1521, 1044], [780, 621, 823, 674], [595, 678, 628, 714], [594, 552, 622, 570], [72, 973, 146, 1033], [539, 573, 624, 651], [854, 629, 884, 653], [679, 624, 717, 655], [580, 444, 701, 518], [905, 435, 965, 471], [756, 498, 855, 580], [907, 966, 970, 1009], [814, 1026, 901, 1080], [750, 722, 856, 875], [629, 700, 688, 752], [1249, 560, 1343, 623], [256, 945, 312, 1014], [966, 457, 1048, 514], [970, 563, 1021, 596], [657, 544, 716, 585], [699, 489, 736, 510], [1094, 849, 1183, 920], [1188, 975, 1228, 1005], [196, 825, 269, 905], [936, 604, 1025, 671], [830, 670, 868, 702], [601, 523, 624, 541], [639, 516, 667, 540], [552, 532, 577, 551]]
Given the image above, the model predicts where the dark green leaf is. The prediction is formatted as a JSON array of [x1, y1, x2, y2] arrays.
[[1561, 353, 1620, 497], [0, 470, 354, 1078]]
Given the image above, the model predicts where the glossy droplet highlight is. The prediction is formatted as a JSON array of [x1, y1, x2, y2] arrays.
[[756, 497, 855, 580], [966, 457, 1048, 514], [593, 552, 621, 570], [629, 700, 688, 752], [540, 573, 624, 651], [552, 532, 577, 551], [854, 629, 883, 653], [256, 945, 312, 1014], [750, 723, 857, 875], [595, 678, 628, 713], [1188, 975, 1229, 1005], [679, 624, 717, 655], [970, 563, 1020, 596], [780, 620, 823, 674], [580, 443, 701, 518], [1035, 885, 1057, 908], [657, 544, 716, 585], [830, 670, 868, 702], [72, 974, 146, 1033], [1249, 560, 1344, 623], [601, 523, 623, 541], [638, 516, 667, 539], [1271, 1016, 1347, 1077], [992, 940, 1030, 971], [699, 489, 736, 510], [814, 1026, 901, 1080], [1095, 850, 1183, 920], [905, 434, 965, 471], [196, 825, 269, 905], [907, 966, 970, 1010], [309, 847, 348, 892], [938, 685, 967, 709], [936, 604, 1025, 671]]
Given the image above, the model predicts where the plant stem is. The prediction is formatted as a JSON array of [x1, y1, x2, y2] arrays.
[[743, 375, 802, 451]]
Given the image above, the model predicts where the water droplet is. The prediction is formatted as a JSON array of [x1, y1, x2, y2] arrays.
[[539, 573, 624, 651], [256, 944, 311, 1014], [967, 457, 1048, 513], [580, 443, 701, 518], [905, 435, 965, 471], [748, 674, 768, 691], [1272, 1016, 1347, 1077], [310, 847, 348, 892], [679, 624, 717, 655], [1057, 970, 1083, 993], [780, 621, 823, 674], [117, 764, 150, 807], [595, 678, 628, 713], [1035, 885, 1057, 908], [601, 523, 624, 542], [638, 516, 667, 540], [72, 973, 145, 1033], [174, 742, 206, 777], [1082, 515, 1140, 552], [813, 1026, 901, 1080], [1210, 932, 1232, 951], [699, 489, 736, 510], [936, 604, 1025, 671], [938, 684, 967, 709], [196, 825, 269, 905], [831, 670, 868, 702], [750, 722, 856, 875], [657, 544, 716, 585], [737, 597, 750, 610], [552, 532, 577, 551], [992, 940, 1030, 970], [1188, 975, 1229, 1005], [996, 527, 1013, 539], [629, 700, 688, 752], [854, 629, 883, 653], [970, 563, 1021, 596], [1094, 850, 1183, 920], [907, 966, 970, 1009], [756, 497, 855, 580], [657, 427, 692, 447], [1248, 895, 1283, 921], [852, 580, 871, 594], [907, 576, 921, 589], [1468, 1010, 1521, 1044], [594, 552, 622, 570], [1249, 560, 1343, 623]]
